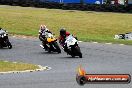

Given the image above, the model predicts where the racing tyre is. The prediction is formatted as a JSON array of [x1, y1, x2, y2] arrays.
[[71, 55, 75, 58], [0, 45, 3, 48], [7, 41, 12, 49], [76, 46, 82, 58], [79, 53, 82, 58], [53, 42, 61, 53]]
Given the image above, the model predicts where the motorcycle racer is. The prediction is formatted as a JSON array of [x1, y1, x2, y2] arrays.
[[39, 25, 52, 50]]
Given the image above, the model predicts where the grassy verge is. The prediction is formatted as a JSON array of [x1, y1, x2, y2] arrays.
[[0, 5, 132, 44], [0, 60, 39, 72]]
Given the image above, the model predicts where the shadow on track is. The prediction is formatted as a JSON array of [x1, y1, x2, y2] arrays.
[[38, 51, 61, 55], [0, 47, 12, 50], [58, 56, 81, 60]]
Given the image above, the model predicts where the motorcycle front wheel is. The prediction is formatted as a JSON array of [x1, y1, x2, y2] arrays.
[[7, 41, 12, 49], [53, 42, 61, 53]]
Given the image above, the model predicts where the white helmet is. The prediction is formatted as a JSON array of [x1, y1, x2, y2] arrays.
[[40, 25, 46, 30]]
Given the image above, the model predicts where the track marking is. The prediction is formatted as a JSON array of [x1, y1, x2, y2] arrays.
[[23, 36, 27, 38], [13, 62, 17, 63], [119, 44, 124, 46], [93, 42, 98, 43], [0, 65, 51, 74], [11, 35, 127, 46], [78, 41, 83, 42], [105, 43, 112, 44], [12, 36, 16, 38], [4, 60, 9, 62]]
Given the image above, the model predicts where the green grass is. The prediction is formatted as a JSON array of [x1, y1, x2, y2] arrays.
[[0, 60, 39, 72], [0, 5, 132, 44]]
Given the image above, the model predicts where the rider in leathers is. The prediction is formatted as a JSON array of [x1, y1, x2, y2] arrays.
[[39, 25, 52, 50], [58, 28, 70, 52]]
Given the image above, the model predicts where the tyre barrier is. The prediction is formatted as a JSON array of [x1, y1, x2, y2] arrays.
[[0, 1, 132, 13]]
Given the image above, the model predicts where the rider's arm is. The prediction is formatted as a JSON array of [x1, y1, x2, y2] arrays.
[[58, 36, 63, 44], [45, 28, 52, 34], [38, 29, 42, 35]]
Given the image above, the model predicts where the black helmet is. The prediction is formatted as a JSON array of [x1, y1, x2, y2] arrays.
[[0, 27, 2, 30], [60, 28, 66, 36]]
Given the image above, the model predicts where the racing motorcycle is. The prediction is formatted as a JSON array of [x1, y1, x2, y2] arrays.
[[40, 32, 61, 53], [0, 30, 12, 49], [63, 35, 82, 58]]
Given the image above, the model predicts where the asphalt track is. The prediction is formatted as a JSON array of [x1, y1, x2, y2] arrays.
[[0, 37, 132, 88]]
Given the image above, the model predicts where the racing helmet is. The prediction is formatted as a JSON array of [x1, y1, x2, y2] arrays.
[[40, 25, 46, 30], [60, 28, 66, 36]]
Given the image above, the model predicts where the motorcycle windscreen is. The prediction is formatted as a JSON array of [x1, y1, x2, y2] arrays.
[[0, 30, 6, 35]]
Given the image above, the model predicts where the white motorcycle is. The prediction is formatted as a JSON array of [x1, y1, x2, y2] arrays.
[[64, 35, 82, 58], [0, 30, 12, 49]]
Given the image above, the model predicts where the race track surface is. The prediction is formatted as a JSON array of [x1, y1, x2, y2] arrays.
[[0, 37, 132, 88]]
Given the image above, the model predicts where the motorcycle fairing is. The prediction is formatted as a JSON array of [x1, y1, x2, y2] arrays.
[[65, 35, 78, 47]]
